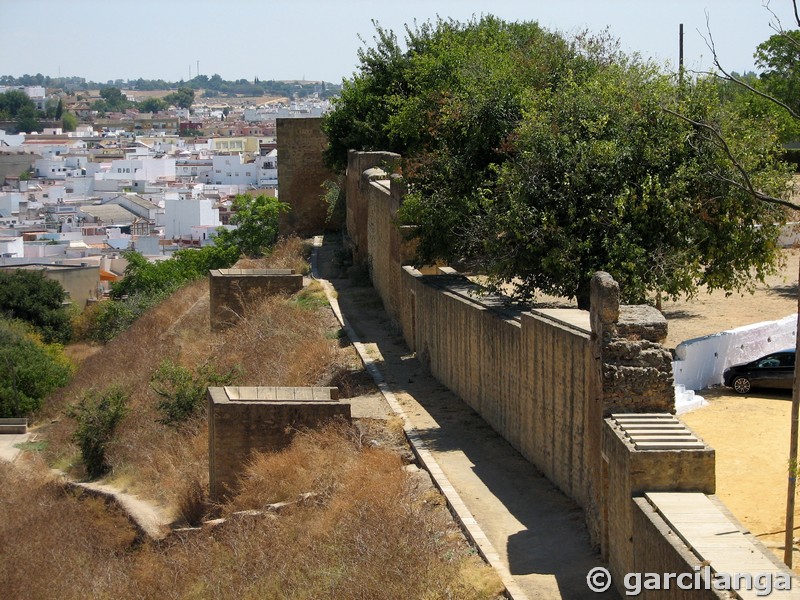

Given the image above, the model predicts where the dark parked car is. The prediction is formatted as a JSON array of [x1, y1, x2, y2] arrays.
[[723, 349, 796, 394]]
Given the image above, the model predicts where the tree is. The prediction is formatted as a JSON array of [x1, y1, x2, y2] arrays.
[[15, 104, 41, 133], [755, 29, 800, 116], [110, 243, 237, 300], [0, 89, 35, 120], [61, 111, 77, 132], [0, 318, 73, 418], [324, 17, 794, 308], [99, 86, 128, 111], [138, 97, 167, 113], [0, 269, 72, 344], [164, 87, 195, 109], [213, 194, 289, 258], [474, 64, 790, 307]]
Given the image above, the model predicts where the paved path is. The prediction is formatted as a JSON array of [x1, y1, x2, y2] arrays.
[[313, 236, 618, 600], [0, 432, 30, 462]]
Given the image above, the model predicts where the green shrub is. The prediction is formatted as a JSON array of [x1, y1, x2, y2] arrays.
[[150, 360, 240, 426], [0, 269, 72, 344], [82, 292, 166, 343], [0, 318, 73, 418], [68, 386, 129, 478]]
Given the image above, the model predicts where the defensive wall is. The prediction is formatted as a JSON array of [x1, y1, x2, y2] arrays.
[[208, 386, 350, 501], [344, 148, 799, 597], [208, 268, 303, 331], [276, 118, 337, 236]]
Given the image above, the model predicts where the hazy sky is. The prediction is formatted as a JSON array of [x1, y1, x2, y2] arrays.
[[0, 0, 796, 84]]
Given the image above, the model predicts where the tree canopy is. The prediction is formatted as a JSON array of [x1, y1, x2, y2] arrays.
[[323, 16, 795, 307], [0, 269, 72, 344], [0, 318, 73, 418], [213, 194, 289, 258]]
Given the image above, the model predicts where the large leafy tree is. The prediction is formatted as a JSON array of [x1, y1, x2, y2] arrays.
[[755, 29, 800, 117], [324, 17, 794, 307], [0, 269, 72, 343]]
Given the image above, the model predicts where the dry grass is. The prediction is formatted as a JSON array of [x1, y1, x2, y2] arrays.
[[7, 238, 503, 598], [0, 425, 503, 600], [37, 238, 356, 509], [235, 234, 312, 274]]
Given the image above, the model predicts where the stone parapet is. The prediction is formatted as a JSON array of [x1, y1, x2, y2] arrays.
[[208, 386, 349, 501], [208, 268, 303, 331]]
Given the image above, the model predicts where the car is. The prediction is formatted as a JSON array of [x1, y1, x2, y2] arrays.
[[723, 349, 796, 394]]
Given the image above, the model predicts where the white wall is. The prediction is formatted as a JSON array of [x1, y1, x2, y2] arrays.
[[209, 154, 258, 186], [0, 236, 24, 257], [673, 314, 797, 390], [162, 197, 220, 238]]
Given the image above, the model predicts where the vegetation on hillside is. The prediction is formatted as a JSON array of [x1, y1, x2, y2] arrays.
[[0, 423, 502, 599], [0, 319, 73, 418], [2, 236, 502, 598], [0, 269, 72, 344], [76, 194, 286, 344], [323, 16, 795, 307], [0, 270, 74, 418]]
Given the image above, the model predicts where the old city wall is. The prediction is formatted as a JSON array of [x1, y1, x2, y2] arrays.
[[208, 268, 303, 331], [346, 152, 677, 545], [276, 118, 337, 236], [342, 149, 798, 597]]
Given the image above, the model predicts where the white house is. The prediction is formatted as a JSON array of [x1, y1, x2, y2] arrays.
[[102, 193, 160, 221], [206, 154, 258, 187], [0, 235, 24, 258], [161, 196, 221, 240], [258, 149, 278, 188], [107, 157, 176, 183]]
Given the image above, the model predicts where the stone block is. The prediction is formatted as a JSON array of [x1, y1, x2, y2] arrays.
[[208, 386, 349, 501]]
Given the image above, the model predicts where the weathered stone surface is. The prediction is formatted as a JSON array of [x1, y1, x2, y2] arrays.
[[617, 304, 668, 343], [209, 269, 303, 331], [208, 386, 349, 501], [590, 271, 620, 325], [277, 118, 337, 236]]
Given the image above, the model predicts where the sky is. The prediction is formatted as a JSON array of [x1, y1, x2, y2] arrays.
[[0, 0, 797, 84]]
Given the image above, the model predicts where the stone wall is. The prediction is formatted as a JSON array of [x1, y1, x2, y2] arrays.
[[631, 497, 725, 600], [346, 151, 680, 546], [602, 414, 715, 588], [208, 268, 303, 331], [345, 150, 400, 262], [341, 146, 792, 598], [276, 118, 337, 236], [590, 272, 675, 414], [208, 386, 350, 501]]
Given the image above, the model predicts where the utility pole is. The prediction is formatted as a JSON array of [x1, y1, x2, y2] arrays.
[[784, 261, 800, 567], [679, 23, 684, 86]]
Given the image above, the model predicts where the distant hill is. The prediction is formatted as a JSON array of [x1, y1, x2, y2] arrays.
[[0, 74, 342, 99]]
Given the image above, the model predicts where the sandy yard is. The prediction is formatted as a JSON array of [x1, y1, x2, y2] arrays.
[[663, 248, 800, 569]]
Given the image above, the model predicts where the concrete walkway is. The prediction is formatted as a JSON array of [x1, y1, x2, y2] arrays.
[[313, 236, 618, 600], [0, 432, 30, 463]]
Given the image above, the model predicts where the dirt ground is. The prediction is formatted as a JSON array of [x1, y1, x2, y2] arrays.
[[663, 248, 800, 568]]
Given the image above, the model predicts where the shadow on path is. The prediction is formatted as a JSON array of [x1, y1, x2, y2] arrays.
[[318, 235, 617, 599]]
